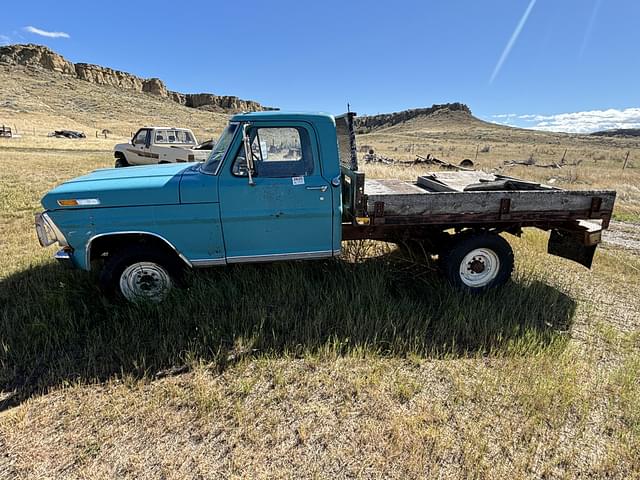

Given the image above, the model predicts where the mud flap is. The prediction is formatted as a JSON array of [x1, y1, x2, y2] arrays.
[[548, 229, 597, 269]]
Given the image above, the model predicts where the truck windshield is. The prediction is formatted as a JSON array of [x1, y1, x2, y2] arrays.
[[202, 123, 239, 173]]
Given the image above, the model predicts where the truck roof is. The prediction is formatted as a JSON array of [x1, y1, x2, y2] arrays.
[[140, 127, 193, 131], [230, 111, 335, 123]]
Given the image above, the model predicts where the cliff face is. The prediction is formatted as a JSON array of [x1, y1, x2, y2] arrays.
[[355, 103, 472, 131], [183, 93, 272, 113], [0, 43, 75, 75], [74, 63, 144, 91], [0, 44, 274, 113]]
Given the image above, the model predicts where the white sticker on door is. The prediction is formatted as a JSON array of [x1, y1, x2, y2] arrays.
[[292, 176, 305, 185]]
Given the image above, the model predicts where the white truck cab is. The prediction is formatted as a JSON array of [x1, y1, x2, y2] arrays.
[[113, 127, 210, 167]]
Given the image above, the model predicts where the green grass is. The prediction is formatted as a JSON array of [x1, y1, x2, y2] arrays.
[[613, 210, 640, 223], [0, 243, 576, 405]]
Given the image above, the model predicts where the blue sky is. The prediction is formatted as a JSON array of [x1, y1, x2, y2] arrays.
[[2, 0, 639, 132]]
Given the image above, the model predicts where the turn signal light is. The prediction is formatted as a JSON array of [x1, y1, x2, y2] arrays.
[[57, 198, 101, 207]]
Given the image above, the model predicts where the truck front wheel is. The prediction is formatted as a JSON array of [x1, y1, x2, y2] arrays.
[[99, 246, 183, 302], [441, 232, 514, 293], [115, 155, 129, 168]]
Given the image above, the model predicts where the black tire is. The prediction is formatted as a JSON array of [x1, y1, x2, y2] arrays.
[[440, 232, 513, 293], [99, 245, 184, 302], [115, 156, 129, 168], [459, 159, 474, 168]]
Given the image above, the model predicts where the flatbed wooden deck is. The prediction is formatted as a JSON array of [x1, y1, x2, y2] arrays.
[[361, 172, 616, 227]]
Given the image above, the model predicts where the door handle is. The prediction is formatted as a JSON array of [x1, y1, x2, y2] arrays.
[[306, 185, 328, 192]]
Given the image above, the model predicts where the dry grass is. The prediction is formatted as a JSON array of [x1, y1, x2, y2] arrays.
[[0, 71, 639, 478]]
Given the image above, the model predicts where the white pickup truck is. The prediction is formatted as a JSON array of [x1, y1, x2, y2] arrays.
[[113, 127, 211, 167]]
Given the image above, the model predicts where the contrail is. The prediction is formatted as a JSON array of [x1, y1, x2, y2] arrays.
[[579, 0, 602, 58], [490, 0, 538, 84]]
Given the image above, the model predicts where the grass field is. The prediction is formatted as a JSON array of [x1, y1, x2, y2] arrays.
[[0, 138, 639, 478]]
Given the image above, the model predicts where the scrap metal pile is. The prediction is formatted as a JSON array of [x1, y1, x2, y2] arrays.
[[48, 130, 86, 139], [363, 151, 474, 171]]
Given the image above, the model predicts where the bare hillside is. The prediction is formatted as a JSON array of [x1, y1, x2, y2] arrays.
[[0, 65, 229, 142]]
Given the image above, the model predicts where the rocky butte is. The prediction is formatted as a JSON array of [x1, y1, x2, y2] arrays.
[[355, 103, 473, 132], [0, 43, 276, 113]]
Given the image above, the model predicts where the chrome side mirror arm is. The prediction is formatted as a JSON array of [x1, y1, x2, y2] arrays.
[[242, 123, 256, 186]]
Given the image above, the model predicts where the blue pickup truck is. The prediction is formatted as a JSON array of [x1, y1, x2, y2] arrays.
[[35, 111, 616, 302]]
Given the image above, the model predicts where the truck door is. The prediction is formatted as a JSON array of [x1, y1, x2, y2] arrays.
[[131, 128, 156, 164], [218, 122, 334, 262]]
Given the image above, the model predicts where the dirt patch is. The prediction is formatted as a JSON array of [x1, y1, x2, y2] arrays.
[[603, 220, 640, 253]]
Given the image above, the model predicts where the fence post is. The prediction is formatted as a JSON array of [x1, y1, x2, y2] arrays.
[[622, 151, 631, 170]]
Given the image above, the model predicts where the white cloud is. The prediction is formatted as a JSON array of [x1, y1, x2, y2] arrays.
[[528, 108, 640, 133], [489, 108, 640, 133], [23, 26, 70, 39], [0, 34, 10, 45]]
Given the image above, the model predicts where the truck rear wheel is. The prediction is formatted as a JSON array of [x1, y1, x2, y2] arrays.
[[440, 232, 513, 293], [99, 246, 183, 302]]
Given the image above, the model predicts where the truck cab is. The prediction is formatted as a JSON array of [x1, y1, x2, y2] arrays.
[[114, 126, 210, 167]]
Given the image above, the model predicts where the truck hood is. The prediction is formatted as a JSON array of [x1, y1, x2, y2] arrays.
[[42, 163, 197, 210]]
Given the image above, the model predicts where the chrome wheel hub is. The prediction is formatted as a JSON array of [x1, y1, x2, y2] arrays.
[[120, 262, 172, 302], [459, 248, 500, 288]]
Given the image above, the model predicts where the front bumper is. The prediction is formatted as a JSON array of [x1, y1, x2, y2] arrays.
[[54, 248, 75, 268], [36, 212, 77, 268]]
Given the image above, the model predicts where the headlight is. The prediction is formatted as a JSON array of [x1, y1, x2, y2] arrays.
[[35, 213, 68, 247]]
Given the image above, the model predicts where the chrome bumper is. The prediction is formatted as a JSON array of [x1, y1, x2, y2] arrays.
[[54, 248, 75, 268]]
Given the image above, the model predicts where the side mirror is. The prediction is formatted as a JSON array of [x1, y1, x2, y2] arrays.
[[242, 124, 256, 186]]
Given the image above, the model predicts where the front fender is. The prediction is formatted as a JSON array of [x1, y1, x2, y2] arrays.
[[49, 203, 225, 271]]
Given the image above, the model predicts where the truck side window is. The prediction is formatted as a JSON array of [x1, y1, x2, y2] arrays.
[[155, 130, 167, 143], [134, 129, 149, 146], [232, 127, 314, 178]]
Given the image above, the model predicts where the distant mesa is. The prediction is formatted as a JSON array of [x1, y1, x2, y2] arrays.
[[0, 43, 277, 113], [355, 103, 473, 132], [590, 128, 640, 138]]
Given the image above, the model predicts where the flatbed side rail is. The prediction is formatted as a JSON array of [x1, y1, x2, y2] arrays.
[[364, 190, 616, 228]]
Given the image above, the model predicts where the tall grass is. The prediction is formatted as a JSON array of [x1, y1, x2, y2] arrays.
[[0, 240, 575, 407]]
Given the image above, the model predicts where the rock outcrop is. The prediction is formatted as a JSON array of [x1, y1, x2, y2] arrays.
[[0, 43, 274, 113], [74, 63, 144, 91], [183, 93, 272, 113], [142, 78, 168, 97], [0, 43, 75, 75], [355, 103, 472, 131]]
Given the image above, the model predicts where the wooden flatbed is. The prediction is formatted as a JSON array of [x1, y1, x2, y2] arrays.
[[362, 172, 615, 228], [335, 112, 616, 271]]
